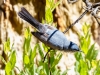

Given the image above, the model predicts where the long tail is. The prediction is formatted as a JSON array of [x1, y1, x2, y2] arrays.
[[18, 7, 44, 32]]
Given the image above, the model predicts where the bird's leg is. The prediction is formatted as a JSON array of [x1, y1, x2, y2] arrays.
[[43, 48, 52, 62]]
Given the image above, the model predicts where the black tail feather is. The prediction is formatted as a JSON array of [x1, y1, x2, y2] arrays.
[[18, 7, 43, 31]]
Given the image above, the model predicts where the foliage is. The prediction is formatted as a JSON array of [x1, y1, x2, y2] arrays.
[[74, 23, 100, 75], [0, 38, 16, 75], [44, 0, 61, 23], [19, 28, 67, 75], [0, 28, 66, 75], [1, 0, 67, 75], [1, 23, 100, 75], [1, 0, 100, 75]]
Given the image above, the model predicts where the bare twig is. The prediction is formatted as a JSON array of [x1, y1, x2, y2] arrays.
[[64, 0, 100, 33], [63, 10, 88, 33]]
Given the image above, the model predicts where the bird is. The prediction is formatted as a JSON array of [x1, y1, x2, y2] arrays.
[[18, 7, 81, 52]]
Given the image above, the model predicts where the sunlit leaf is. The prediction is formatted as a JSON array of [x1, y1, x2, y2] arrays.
[[4, 38, 10, 54], [92, 60, 97, 68], [5, 62, 12, 75], [9, 51, 16, 69], [24, 55, 30, 65], [45, 8, 53, 23]]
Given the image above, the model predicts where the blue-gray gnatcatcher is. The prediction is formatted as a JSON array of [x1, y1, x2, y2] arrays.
[[18, 7, 80, 52]]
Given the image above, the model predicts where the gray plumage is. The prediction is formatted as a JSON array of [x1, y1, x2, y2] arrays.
[[18, 7, 80, 52]]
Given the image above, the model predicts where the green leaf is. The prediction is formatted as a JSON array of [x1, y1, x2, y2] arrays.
[[36, 66, 45, 75], [79, 23, 91, 54], [45, 0, 60, 23], [92, 60, 98, 68], [45, 8, 53, 23], [24, 55, 30, 65], [9, 51, 16, 69], [75, 61, 80, 72], [79, 60, 88, 75], [52, 69, 60, 75], [62, 70, 68, 75], [94, 61, 100, 75], [24, 28, 31, 39], [38, 44, 44, 60], [4, 38, 10, 54], [51, 53, 62, 69], [30, 44, 37, 62], [5, 62, 12, 75], [86, 44, 98, 61], [44, 63, 49, 75], [5, 51, 16, 75], [74, 52, 83, 61], [23, 28, 32, 53]]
